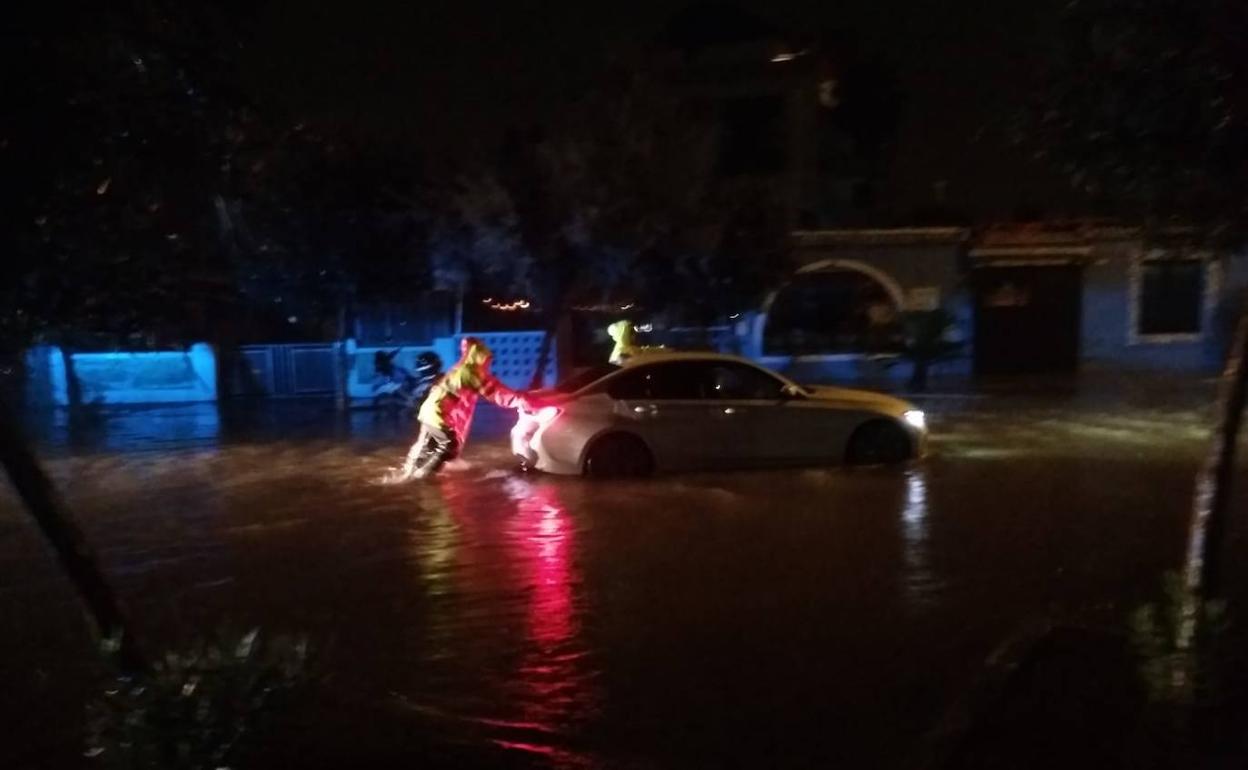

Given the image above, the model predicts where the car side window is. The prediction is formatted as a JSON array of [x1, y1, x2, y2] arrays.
[[705, 363, 787, 400], [606, 363, 706, 400]]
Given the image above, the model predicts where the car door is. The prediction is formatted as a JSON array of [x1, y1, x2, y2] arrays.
[[605, 362, 716, 470], [787, 388, 897, 462], [772, 393, 861, 464], [701, 362, 797, 467]]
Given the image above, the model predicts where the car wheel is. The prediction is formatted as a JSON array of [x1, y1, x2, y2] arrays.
[[584, 434, 654, 478], [846, 420, 913, 465]]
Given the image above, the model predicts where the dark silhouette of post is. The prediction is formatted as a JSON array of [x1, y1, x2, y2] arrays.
[[1185, 314, 1248, 601], [0, 398, 144, 671]]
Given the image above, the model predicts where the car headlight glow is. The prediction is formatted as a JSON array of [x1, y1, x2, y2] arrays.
[[903, 409, 926, 430]]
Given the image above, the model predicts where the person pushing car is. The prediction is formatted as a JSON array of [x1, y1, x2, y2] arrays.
[[384, 337, 532, 482]]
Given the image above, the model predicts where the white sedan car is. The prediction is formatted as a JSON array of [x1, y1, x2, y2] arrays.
[[511, 351, 927, 477]]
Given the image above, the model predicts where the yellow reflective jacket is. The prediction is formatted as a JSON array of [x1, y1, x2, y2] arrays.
[[418, 339, 523, 437], [608, 321, 638, 365]]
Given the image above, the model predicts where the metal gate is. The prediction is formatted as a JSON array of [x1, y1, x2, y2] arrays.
[[972, 264, 1083, 375], [227, 344, 338, 397]]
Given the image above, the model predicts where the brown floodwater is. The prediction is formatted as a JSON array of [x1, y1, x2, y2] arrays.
[[1, 388, 1241, 768]]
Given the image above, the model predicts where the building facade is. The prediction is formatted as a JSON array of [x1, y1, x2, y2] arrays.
[[658, 6, 894, 228], [745, 224, 1247, 386]]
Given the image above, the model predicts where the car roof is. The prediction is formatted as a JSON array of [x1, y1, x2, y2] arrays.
[[553, 350, 806, 399], [620, 350, 756, 367], [619, 350, 800, 386], [552, 351, 801, 398]]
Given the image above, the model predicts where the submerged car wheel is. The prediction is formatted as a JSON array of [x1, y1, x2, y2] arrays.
[[846, 419, 913, 466], [584, 434, 654, 478]]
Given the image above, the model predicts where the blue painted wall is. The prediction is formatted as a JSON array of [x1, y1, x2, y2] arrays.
[[1080, 249, 1247, 374], [26, 344, 217, 407], [23, 333, 559, 409]]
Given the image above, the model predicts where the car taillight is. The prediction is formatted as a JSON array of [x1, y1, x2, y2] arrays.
[[533, 406, 561, 425], [513, 406, 561, 462]]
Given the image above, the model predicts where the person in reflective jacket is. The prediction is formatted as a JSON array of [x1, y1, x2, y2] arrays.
[[607, 320, 637, 365], [386, 337, 530, 481]]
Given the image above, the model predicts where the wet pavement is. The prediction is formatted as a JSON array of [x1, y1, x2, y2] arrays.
[[1, 386, 1244, 768]]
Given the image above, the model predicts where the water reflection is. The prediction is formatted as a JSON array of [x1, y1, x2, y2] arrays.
[[498, 477, 597, 763], [410, 474, 596, 765], [900, 468, 942, 606], [409, 488, 460, 605], [32, 403, 222, 454], [504, 478, 575, 652]]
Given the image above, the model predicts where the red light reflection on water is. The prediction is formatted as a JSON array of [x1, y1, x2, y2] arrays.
[[524, 486, 575, 651], [434, 475, 597, 763], [504, 478, 598, 762]]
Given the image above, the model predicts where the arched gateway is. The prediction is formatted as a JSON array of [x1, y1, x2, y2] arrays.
[[759, 259, 906, 356]]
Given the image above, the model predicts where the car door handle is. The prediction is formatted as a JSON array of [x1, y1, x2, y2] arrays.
[[721, 407, 744, 415], [633, 404, 658, 416]]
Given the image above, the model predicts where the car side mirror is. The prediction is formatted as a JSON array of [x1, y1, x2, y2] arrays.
[[780, 384, 805, 400]]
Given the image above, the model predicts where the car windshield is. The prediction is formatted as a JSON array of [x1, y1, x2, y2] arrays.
[[553, 364, 620, 393]]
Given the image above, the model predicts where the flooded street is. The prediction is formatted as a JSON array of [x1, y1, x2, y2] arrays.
[[1, 387, 1239, 768]]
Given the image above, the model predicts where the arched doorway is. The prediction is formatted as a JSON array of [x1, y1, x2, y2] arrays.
[[761, 259, 905, 356]]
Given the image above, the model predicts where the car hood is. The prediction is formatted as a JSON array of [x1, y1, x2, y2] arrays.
[[802, 385, 915, 419]]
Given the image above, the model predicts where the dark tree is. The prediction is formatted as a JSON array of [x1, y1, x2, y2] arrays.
[[229, 127, 432, 342], [1026, 0, 1248, 638], [0, 1, 267, 352], [0, 0, 266, 672], [1025, 0, 1248, 239], [439, 64, 789, 385]]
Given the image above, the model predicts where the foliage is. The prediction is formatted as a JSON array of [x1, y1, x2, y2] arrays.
[[1, 1, 262, 350], [86, 629, 310, 770], [432, 62, 790, 384], [436, 62, 789, 326], [230, 128, 432, 337], [1130, 571, 1229, 706], [1024, 0, 1248, 242], [2, 2, 426, 350], [1032, 0, 1248, 728], [886, 308, 963, 390], [659, 176, 791, 324], [899, 309, 962, 360]]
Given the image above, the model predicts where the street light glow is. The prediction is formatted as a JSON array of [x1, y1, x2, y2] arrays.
[[489, 299, 530, 311], [770, 49, 808, 63]]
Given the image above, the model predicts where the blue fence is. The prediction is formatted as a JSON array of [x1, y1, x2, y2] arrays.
[[347, 332, 557, 404]]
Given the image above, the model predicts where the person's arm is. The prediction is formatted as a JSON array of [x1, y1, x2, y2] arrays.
[[479, 374, 526, 410]]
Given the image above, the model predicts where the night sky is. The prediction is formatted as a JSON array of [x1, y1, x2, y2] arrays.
[[242, 0, 1072, 220]]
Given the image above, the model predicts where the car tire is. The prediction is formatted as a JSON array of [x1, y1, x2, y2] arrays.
[[584, 434, 654, 478], [846, 419, 913, 466]]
